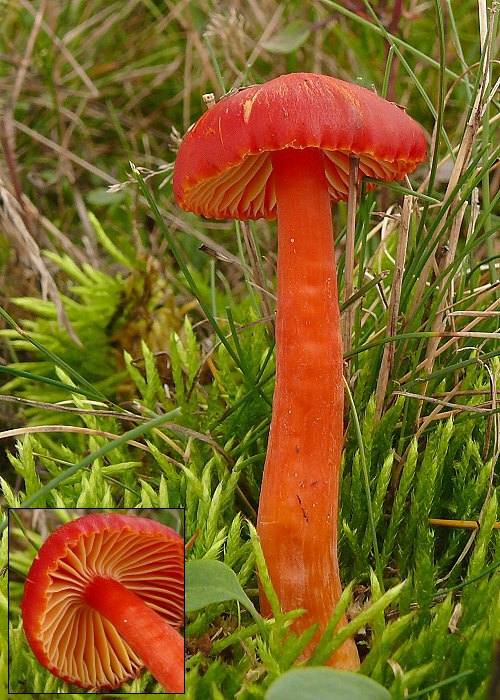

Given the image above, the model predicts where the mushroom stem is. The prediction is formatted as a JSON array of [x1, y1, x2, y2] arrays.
[[83, 577, 184, 692], [257, 147, 359, 669]]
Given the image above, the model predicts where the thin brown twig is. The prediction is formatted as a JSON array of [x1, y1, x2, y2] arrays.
[[382, 515, 500, 530], [429, 518, 500, 530]]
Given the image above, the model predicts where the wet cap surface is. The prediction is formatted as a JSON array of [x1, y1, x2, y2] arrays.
[[173, 73, 427, 221]]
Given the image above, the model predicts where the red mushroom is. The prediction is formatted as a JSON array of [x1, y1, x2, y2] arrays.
[[21, 512, 184, 692], [173, 73, 426, 669]]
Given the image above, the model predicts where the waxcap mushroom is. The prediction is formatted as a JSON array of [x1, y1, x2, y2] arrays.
[[21, 511, 184, 691], [173, 72, 426, 670], [173, 72, 427, 221]]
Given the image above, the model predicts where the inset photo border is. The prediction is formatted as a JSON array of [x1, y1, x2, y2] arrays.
[[8, 508, 185, 694]]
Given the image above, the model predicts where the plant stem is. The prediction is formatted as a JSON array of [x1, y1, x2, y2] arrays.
[[256, 147, 359, 670], [84, 577, 184, 692]]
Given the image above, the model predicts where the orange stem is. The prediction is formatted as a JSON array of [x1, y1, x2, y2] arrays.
[[256, 147, 359, 670], [84, 577, 184, 692]]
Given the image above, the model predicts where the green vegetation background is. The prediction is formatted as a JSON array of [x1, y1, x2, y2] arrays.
[[0, 1, 498, 698]]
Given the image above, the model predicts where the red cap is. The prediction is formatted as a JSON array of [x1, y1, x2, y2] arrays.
[[173, 73, 427, 221]]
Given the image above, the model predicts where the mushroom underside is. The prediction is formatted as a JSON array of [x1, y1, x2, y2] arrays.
[[34, 528, 183, 689], [180, 147, 412, 221]]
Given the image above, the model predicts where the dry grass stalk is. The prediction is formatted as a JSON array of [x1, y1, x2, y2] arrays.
[[391, 383, 463, 488], [398, 296, 500, 385], [0, 424, 151, 451], [12, 118, 117, 184], [11, 0, 45, 107], [1, 110, 30, 223], [393, 390, 495, 414], [429, 518, 499, 530], [183, 35, 194, 131], [205, 9, 247, 78], [22, 193, 88, 266], [231, 5, 285, 90], [0, 174, 81, 344], [164, 0, 221, 98], [407, 5, 495, 359], [449, 310, 500, 317], [0, 395, 155, 421], [423, 201, 467, 373], [20, 0, 99, 97], [435, 331, 500, 339], [0, 418, 243, 476], [375, 195, 414, 419]]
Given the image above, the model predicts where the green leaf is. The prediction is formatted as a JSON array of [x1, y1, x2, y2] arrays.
[[185, 559, 266, 635], [262, 21, 311, 54], [265, 668, 390, 700]]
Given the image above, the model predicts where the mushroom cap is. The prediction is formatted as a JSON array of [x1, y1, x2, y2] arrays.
[[173, 72, 427, 221], [21, 513, 184, 690]]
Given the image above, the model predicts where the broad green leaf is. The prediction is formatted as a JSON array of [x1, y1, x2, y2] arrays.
[[262, 21, 310, 54], [266, 668, 390, 700], [185, 559, 265, 635]]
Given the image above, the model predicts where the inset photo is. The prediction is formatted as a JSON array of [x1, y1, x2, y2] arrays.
[[8, 508, 185, 694]]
